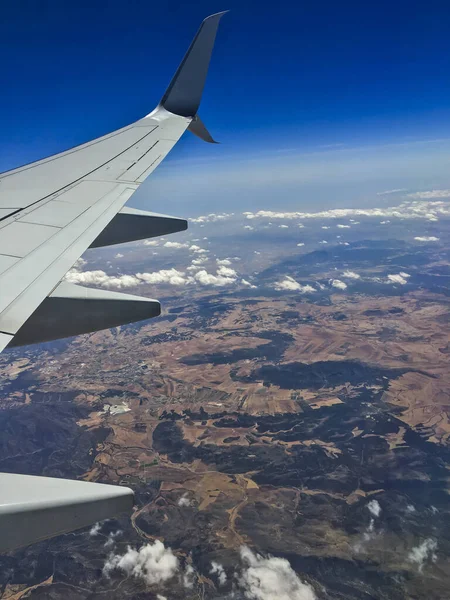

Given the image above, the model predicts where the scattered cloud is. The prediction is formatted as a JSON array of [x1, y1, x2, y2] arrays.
[[189, 244, 208, 254], [242, 279, 257, 289], [89, 522, 101, 536], [103, 541, 179, 585], [408, 539, 437, 572], [342, 270, 360, 280], [407, 189, 450, 199], [238, 546, 316, 600], [279, 224, 289, 228], [137, 269, 188, 286], [296, 243, 305, 247], [191, 212, 234, 223], [210, 561, 227, 586], [143, 240, 159, 246], [336, 224, 351, 229], [217, 258, 232, 266], [217, 265, 237, 278], [194, 269, 237, 287], [183, 564, 195, 589], [242, 195, 450, 223], [367, 500, 382, 518], [163, 241, 189, 249], [377, 188, 408, 196], [319, 240, 328, 244], [321, 226, 330, 230], [274, 276, 315, 293], [414, 236, 439, 242], [177, 493, 191, 507], [115, 253, 124, 258], [244, 225, 254, 230], [387, 274, 409, 285], [331, 279, 347, 290], [104, 530, 122, 549], [65, 269, 140, 289]]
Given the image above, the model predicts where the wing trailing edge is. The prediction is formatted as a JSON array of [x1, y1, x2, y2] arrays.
[[0, 473, 134, 553], [90, 207, 187, 248], [9, 282, 161, 348]]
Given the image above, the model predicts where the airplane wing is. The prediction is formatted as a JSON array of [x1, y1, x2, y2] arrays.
[[0, 12, 226, 552], [0, 11, 225, 354]]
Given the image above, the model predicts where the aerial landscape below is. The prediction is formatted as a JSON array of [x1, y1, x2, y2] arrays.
[[0, 195, 449, 599]]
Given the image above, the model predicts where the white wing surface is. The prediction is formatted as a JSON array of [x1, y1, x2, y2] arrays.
[[0, 12, 227, 553]]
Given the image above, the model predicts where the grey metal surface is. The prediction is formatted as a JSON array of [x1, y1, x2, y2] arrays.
[[90, 207, 188, 248], [188, 115, 219, 143], [10, 282, 161, 347], [160, 12, 227, 117], [0, 473, 134, 553]]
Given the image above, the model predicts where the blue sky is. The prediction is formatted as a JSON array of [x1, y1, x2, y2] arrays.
[[2, 0, 450, 214]]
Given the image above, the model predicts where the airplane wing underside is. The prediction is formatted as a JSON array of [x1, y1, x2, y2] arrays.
[[0, 12, 226, 552]]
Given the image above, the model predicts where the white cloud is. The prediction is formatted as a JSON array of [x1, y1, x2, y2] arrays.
[[408, 539, 437, 571], [103, 541, 179, 585], [321, 226, 330, 230], [407, 189, 450, 199], [115, 253, 124, 258], [279, 224, 289, 228], [336, 224, 351, 229], [177, 493, 191, 507], [217, 265, 237, 278], [163, 241, 189, 249], [217, 258, 232, 266], [89, 522, 101, 536], [367, 500, 382, 518], [377, 188, 408, 196], [194, 269, 236, 287], [143, 240, 159, 246], [104, 530, 122, 549], [406, 504, 416, 513], [137, 269, 189, 286], [297, 223, 304, 228], [414, 236, 439, 242], [238, 546, 316, 600], [192, 257, 208, 265], [399, 272, 410, 278], [296, 243, 305, 247], [65, 269, 140, 289], [210, 561, 227, 586], [319, 240, 328, 244], [157, 595, 167, 600], [242, 279, 257, 289], [244, 225, 254, 230], [331, 279, 347, 290], [190, 212, 234, 223], [242, 195, 450, 223], [183, 564, 195, 589], [387, 274, 408, 285], [274, 276, 315, 293], [342, 270, 360, 280]]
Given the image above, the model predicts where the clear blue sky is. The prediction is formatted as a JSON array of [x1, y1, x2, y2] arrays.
[[2, 0, 450, 213]]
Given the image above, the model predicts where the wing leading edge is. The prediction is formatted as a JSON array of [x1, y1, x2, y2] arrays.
[[0, 12, 227, 553]]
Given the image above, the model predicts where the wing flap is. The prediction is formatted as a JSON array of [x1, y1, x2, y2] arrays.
[[90, 207, 187, 248], [9, 282, 161, 347], [0, 473, 134, 553]]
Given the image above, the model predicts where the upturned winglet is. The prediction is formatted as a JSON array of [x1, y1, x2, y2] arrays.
[[159, 11, 228, 118]]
